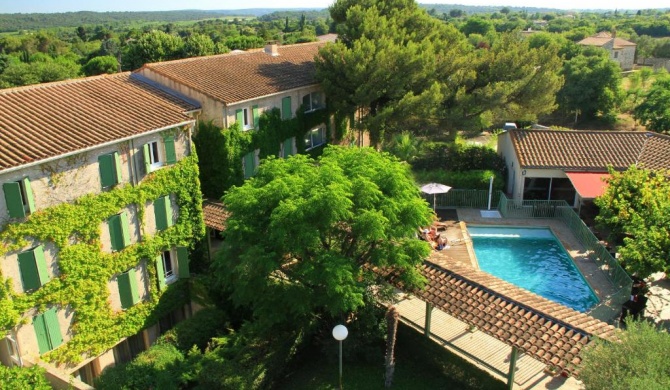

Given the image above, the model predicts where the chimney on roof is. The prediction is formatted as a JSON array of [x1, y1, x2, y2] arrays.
[[265, 41, 279, 57]]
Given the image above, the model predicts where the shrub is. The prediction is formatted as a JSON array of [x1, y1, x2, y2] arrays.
[[95, 343, 186, 390], [0, 365, 51, 390], [160, 307, 229, 352], [412, 141, 506, 175]]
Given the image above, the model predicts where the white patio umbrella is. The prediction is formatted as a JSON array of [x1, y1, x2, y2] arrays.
[[420, 183, 452, 212]]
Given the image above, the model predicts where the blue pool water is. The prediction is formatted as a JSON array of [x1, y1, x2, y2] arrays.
[[468, 226, 599, 312]]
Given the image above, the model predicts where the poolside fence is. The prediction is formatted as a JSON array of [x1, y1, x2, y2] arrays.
[[435, 190, 632, 322]]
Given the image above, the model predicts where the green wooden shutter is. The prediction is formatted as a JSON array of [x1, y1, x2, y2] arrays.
[[3, 182, 26, 218], [118, 269, 139, 309], [164, 136, 177, 165], [33, 245, 50, 286], [108, 214, 121, 251], [156, 254, 166, 290], [283, 138, 294, 157], [22, 178, 36, 214], [235, 109, 244, 126], [33, 313, 50, 355], [164, 196, 173, 228], [177, 247, 190, 278], [154, 196, 167, 231], [252, 105, 260, 129], [43, 307, 63, 349], [120, 212, 131, 248], [98, 154, 115, 188], [243, 152, 255, 179], [113, 152, 123, 184], [281, 97, 292, 120], [18, 250, 40, 291], [143, 144, 151, 174]]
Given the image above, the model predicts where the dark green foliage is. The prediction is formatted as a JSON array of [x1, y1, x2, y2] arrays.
[[82, 55, 118, 76], [558, 47, 624, 122], [95, 343, 186, 390], [193, 323, 308, 390], [161, 307, 229, 352], [580, 321, 670, 390], [412, 141, 507, 175], [0, 365, 51, 390], [633, 72, 670, 134]]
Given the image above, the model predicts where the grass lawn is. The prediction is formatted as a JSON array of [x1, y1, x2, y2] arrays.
[[275, 323, 506, 390]]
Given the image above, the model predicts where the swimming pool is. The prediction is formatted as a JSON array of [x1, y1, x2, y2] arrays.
[[468, 226, 599, 312]]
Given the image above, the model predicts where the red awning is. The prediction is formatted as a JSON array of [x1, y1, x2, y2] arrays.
[[565, 172, 611, 199]]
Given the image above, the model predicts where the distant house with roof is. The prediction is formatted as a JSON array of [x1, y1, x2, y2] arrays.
[[498, 130, 670, 208], [0, 73, 202, 388], [578, 32, 636, 70]]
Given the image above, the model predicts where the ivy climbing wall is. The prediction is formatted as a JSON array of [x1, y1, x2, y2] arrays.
[[0, 144, 204, 366]]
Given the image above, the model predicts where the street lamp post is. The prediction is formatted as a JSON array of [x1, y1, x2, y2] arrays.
[[332, 324, 348, 390]]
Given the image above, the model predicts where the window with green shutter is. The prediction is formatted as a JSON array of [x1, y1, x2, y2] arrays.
[[18, 245, 50, 292], [252, 105, 260, 129], [281, 96, 292, 120], [164, 136, 177, 165], [243, 152, 256, 179], [236, 109, 244, 126], [154, 195, 173, 231], [176, 247, 190, 278], [98, 152, 122, 189], [118, 269, 140, 309], [3, 178, 36, 218], [282, 138, 294, 158], [108, 211, 131, 251], [156, 254, 166, 290], [33, 308, 63, 355]]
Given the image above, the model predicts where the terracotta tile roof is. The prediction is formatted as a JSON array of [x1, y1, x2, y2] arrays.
[[139, 42, 325, 105], [508, 130, 670, 171], [0, 72, 198, 173], [578, 32, 636, 47], [380, 261, 617, 376], [202, 199, 229, 231]]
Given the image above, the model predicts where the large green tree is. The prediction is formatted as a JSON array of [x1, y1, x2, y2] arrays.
[[123, 30, 184, 70], [595, 166, 670, 277], [633, 71, 670, 134], [557, 47, 624, 122], [317, 0, 562, 144], [215, 146, 432, 328], [579, 321, 670, 390]]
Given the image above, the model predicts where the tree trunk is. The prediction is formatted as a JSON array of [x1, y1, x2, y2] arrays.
[[384, 305, 400, 388]]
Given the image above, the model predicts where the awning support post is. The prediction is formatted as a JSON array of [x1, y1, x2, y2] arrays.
[[507, 346, 519, 389], [425, 302, 432, 338]]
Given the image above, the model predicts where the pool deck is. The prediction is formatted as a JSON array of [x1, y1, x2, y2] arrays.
[[407, 208, 620, 390]]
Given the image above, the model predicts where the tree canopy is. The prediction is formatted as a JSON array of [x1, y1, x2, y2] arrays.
[[634, 71, 670, 134], [214, 146, 433, 328], [316, 0, 563, 145], [557, 47, 624, 122], [579, 321, 670, 390], [595, 166, 670, 277]]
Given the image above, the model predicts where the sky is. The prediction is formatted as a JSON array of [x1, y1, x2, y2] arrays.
[[0, 0, 666, 14]]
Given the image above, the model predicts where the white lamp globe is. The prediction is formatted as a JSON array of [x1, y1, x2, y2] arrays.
[[332, 324, 348, 341]]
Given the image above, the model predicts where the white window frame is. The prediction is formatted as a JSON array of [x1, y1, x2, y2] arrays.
[[243, 108, 253, 130], [161, 250, 177, 284], [303, 92, 324, 112], [148, 141, 163, 170], [5, 334, 22, 367], [305, 127, 326, 150]]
